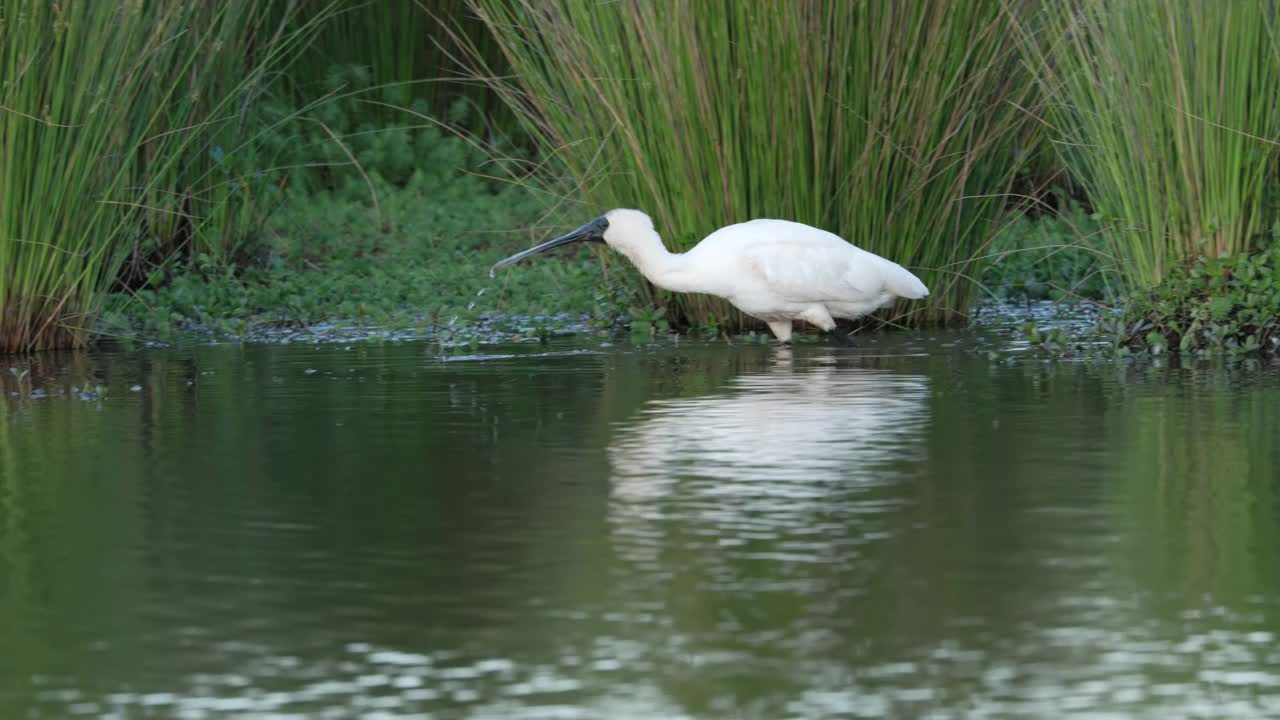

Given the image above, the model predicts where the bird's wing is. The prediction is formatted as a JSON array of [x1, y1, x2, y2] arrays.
[[725, 224, 886, 303]]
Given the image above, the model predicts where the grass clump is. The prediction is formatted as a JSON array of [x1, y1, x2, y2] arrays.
[[464, 0, 1035, 329], [0, 0, 526, 353], [0, 2, 317, 353], [1023, 0, 1280, 289]]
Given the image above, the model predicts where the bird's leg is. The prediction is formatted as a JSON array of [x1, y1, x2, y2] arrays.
[[800, 307, 837, 331], [766, 320, 793, 343]]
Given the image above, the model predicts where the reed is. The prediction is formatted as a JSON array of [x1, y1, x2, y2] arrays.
[[1022, 0, 1280, 288], [0, 2, 316, 352], [463, 0, 1036, 328]]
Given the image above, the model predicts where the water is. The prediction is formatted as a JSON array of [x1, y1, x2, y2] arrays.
[[2, 326, 1280, 718]]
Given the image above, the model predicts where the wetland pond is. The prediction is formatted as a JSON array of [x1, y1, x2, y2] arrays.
[[2, 318, 1280, 718]]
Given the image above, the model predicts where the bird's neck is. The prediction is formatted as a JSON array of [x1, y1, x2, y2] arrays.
[[621, 232, 703, 294]]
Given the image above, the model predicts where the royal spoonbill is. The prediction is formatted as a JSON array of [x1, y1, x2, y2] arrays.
[[491, 209, 929, 342]]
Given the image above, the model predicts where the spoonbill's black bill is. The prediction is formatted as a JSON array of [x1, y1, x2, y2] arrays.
[[489, 216, 609, 278]]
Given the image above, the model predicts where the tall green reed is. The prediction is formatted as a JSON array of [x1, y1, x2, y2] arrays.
[[0, 2, 318, 352], [1022, 0, 1280, 288], [464, 0, 1036, 327]]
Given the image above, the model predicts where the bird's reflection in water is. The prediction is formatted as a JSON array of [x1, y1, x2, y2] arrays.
[[607, 347, 930, 564]]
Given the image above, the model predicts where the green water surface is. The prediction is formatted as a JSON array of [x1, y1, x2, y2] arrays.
[[2, 331, 1279, 718]]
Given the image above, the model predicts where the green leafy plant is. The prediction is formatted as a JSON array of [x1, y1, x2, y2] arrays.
[[692, 313, 722, 341], [102, 173, 605, 342], [982, 201, 1118, 301], [256, 63, 496, 198], [1020, 320, 1074, 356], [1107, 240, 1280, 357], [626, 306, 670, 339]]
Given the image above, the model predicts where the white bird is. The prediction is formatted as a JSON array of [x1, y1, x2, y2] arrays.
[[491, 208, 929, 342]]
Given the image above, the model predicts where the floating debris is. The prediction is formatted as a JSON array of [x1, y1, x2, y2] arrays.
[[444, 353, 517, 362], [71, 385, 107, 401], [441, 349, 604, 363], [95, 309, 599, 352]]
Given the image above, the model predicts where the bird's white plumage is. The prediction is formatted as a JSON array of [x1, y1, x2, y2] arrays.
[[599, 209, 928, 341]]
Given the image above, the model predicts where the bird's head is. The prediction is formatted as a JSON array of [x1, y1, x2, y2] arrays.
[[490, 209, 655, 274]]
